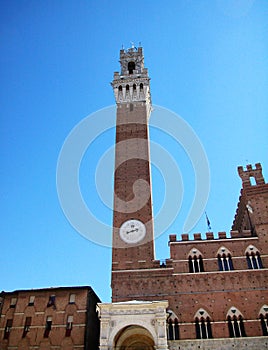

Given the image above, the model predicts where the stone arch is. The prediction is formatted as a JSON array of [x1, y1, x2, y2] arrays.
[[259, 304, 268, 316], [194, 308, 211, 320], [188, 247, 203, 258], [227, 306, 244, 318], [107, 316, 158, 346], [217, 246, 232, 256], [114, 325, 155, 350], [245, 244, 259, 255]]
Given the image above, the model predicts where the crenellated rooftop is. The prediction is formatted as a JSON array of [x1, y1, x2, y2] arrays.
[[169, 229, 254, 244]]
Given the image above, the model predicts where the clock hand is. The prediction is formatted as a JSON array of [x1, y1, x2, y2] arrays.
[[126, 228, 139, 234]]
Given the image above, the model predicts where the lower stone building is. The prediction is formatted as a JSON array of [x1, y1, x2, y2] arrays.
[[0, 286, 100, 350]]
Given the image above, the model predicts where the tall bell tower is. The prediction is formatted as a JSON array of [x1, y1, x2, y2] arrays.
[[111, 46, 155, 278]]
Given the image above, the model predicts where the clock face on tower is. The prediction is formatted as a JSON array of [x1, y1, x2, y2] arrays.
[[119, 219, 146, 244]]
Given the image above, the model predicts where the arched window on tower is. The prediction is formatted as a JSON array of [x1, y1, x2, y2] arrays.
[[259, 305, 268, 336], [118, 85, 123, 100], [217, 247, 234, 271], [188, 249, 204, 273], [128, 61, 135, 74], [245, 245, 263, 269], [132, 84, 137, 98], [194, 309, 213, 339], [166, 310, 179, 340], [140, 83, 143, 90], [227, 307, 246, 338]]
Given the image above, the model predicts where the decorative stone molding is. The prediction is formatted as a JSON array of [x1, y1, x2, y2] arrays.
[[98, 300, 169, 350]]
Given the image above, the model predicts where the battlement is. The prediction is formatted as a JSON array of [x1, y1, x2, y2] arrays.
[[169, 229, 254, 244], [238, 163, 265, 188]]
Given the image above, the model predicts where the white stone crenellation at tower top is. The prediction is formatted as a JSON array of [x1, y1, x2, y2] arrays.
[[111, 46, 152, 107]]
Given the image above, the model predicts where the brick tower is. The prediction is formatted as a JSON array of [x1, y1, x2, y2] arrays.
[[232, 163, 268, 239], [111, 46, 155, 285], [107, 48, 268, 349]]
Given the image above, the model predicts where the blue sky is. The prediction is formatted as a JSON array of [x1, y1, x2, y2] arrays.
[[1, 0, 267, 302]]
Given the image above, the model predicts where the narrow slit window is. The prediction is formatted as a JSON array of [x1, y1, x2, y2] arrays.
[[66, 315, 73, 337], [249, 176, 256, 185], [28, 295, 35, 306], [10, 297, 17, 308], [44, 316, 52, 338], [69, 293, 76, 304], [22, 317, 32, 338], [4, 319, 13, 339], [47, 295, 56, 308]]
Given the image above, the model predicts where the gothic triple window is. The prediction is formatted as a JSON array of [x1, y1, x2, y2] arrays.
[[259, 305, 268, 336], [167, 310, 179, 340], [227, 307, 246, 338], [188, 249, 204, 273], [217, 247, 234, 271], [194, 309, 213, 339], [245, 245, 263, 269]]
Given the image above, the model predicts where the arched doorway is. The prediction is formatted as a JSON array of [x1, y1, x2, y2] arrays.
[[114, 325, 155, 350]]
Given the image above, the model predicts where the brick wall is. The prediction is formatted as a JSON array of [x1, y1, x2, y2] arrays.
[[0, 286, 100, 350]]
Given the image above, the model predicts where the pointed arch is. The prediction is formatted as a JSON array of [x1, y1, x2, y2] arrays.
[[245, 245, 263, 269], [194, 309, 213, 339], [188, 248, 204, 273], [227, 307, 246, 338], [166, 309, 179, 340], [217, 247, 234, 271]]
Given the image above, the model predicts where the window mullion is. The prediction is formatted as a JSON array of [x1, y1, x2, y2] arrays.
[[238, 321, 242, 337], [256, 256, 260, 269], [205, 322, 209, 339], [227, 258, 231, 271], [221, 257, 224, 271], [249, 256, 253, 269], [231, 320, 235, 337], [192, 259, 195, 273]]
